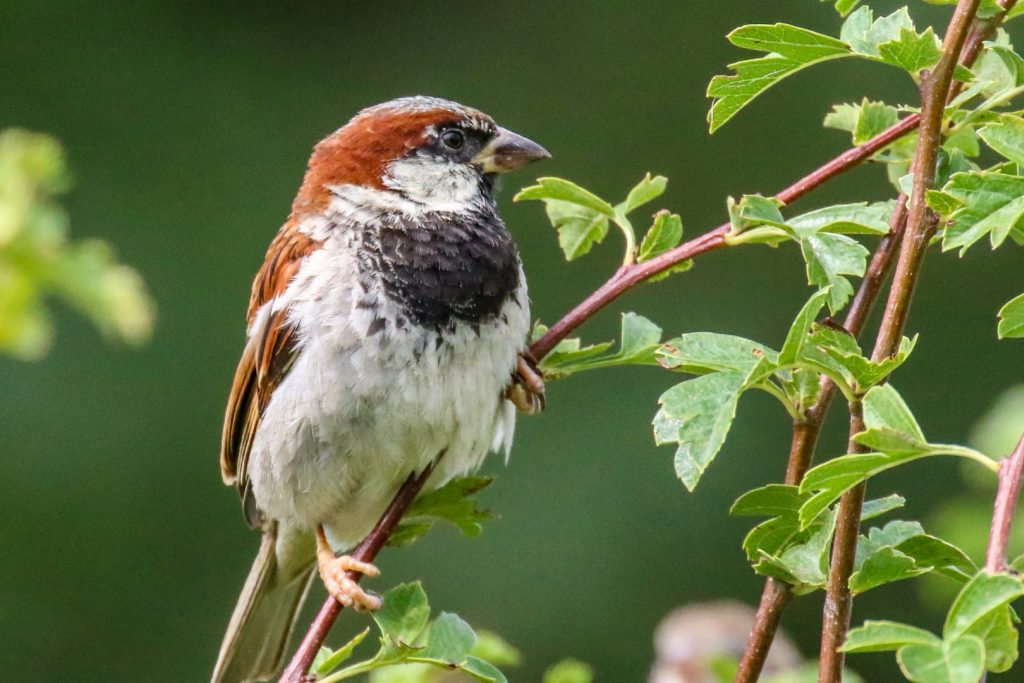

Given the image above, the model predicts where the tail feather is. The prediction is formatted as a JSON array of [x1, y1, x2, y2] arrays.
[[212, 527, 315, 683]]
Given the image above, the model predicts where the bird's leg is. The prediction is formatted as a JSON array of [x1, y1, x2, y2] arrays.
[[315, 525, 382, 611], [505, 351, 546, 414]]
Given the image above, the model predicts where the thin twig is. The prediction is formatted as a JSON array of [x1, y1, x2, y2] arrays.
[[735, 198, 909, 682], [278, 463, 439, 683], [818, 2, 983, 680], [985, 433, 1024, 573]]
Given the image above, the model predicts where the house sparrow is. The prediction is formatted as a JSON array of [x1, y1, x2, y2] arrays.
[[211, 96, 548, 683]]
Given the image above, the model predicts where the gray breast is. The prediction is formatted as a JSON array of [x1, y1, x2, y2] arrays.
[[357, 208, 520, 331]]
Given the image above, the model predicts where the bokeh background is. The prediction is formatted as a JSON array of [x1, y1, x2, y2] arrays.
[[3, 1, 1024, 680]]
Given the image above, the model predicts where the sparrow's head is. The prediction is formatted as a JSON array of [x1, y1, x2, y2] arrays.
[[292, 96, 549, 215]]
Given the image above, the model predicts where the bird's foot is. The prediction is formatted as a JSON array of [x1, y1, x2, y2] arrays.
[[506, 351, 545, 414], [316, 527, 382, 611]]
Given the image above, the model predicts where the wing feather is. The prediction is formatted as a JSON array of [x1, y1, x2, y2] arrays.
[[220, 223, 322, 526]]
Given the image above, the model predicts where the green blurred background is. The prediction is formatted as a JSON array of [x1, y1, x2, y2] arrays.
[[3, 1, 1023, 680]]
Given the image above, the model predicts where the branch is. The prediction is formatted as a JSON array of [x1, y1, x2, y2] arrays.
[[278, 462, 438, 683], [818, 2, 983, 680], [985, 433, 1024, 573], [735, 198, 909, 682]]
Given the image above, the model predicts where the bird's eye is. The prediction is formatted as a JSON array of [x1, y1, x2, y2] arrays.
[[440, 129, 465, 151]]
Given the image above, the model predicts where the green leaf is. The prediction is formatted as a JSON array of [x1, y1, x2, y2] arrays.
[[655, 371, 748, 490], [546, 200, 611, 261], [420, 612, 476, 662], [707, 24, 851, 132], [514, 178, 615, 260], [861, 493, 906, 521], [658, 332, 778, 376], [897, 635, 985, 683], [390, 477, 494, 547], [998, 293, 1024, 339], [540, 313, 663, 377], [314, 628, 371, 675], [824, 100, 905, 147], [840, 7, 914, 58], [842, 620, 942, 652], [374, 583, 432, 645], [936, 172, 1024, 253], [787, 201, 893, 235], [821, 0, 862, 17], [514, 177, 615, 215], [897, 534, 977, 581], [965, 605, 1020, 672], [945, 572, 1024, 640], [731, 484, 808, 517], [855, 384, 928, 453], [877, 27, 943, 75], [728, 194, 787, 233], [809, 325, 917, 389], [778, 288, 830, 366], [622, 173, 668, 214], [978, 115, 1024, 166], [461, 656, 508, 683], [799, 232, 868, 313], [542, 658, 594, 683], [743, 514, 804, 563], [637, 211, 683, 262], [850, 546, 926, 594], [755, 509, 836, 593]]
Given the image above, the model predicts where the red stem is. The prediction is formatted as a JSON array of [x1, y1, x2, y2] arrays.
[[985, 434, 1024, 573], [278, 463, 438, 683]]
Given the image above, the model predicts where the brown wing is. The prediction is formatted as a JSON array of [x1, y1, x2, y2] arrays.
[[220, 223, 321, 526]]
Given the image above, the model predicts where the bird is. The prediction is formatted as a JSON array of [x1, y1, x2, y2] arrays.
[[211, 96, 549, 683]]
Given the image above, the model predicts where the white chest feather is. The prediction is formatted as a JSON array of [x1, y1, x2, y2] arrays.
[[246, 208, 529, 550]]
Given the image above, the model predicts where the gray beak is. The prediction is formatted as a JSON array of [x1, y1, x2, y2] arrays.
[[474, 126, 550, 173]]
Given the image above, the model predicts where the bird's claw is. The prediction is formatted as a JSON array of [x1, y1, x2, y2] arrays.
[[506, 352, 545, 414], [318, 553, 382, 612]]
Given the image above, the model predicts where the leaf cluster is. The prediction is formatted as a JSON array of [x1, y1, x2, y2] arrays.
[[0, 129, 155, 358]]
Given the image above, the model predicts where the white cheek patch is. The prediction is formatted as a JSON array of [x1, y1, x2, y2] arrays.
[[383, 157, 481, 209]]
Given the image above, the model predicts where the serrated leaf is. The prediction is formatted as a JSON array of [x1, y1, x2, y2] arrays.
[[388, 477, 493, 547], [842, 620, 941, 652], [546, 200, 610, 260], [655, 371, 748, 490], [622, 173, 667, 214], [945, 572, 1024, 640], [809, 326, 917, 389], [375, 583, 432, 645], [978, 116, 1024, 166], [998, 293, 1024, 339], [638, 211, 683, 262], [878, 27, 943, 75], [800, 232, 868, 313], [658, 332, 778, 375], [897, 635, 985, 683], [937, 172, 1024, 253], [841, 7, 915, 58], [707, 24, 851, 132], [541, 313, 662, 377], [755, 509, 836, 593], [743, 514, 805, 563], [897, 534, 977, 581]]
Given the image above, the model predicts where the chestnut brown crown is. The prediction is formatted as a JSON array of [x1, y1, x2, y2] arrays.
[[290, 96, 549, 217]]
